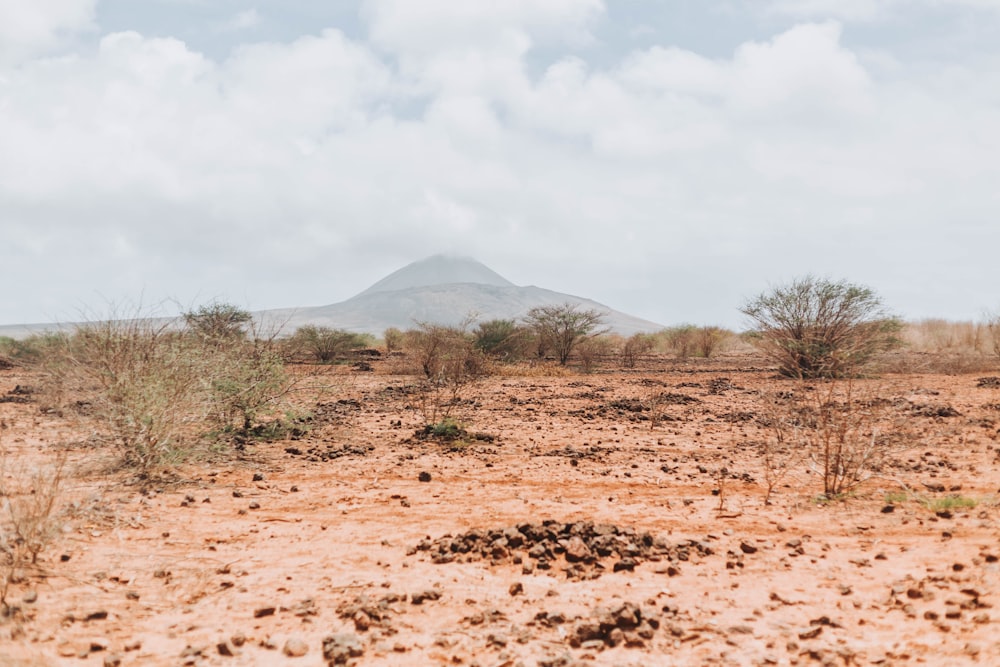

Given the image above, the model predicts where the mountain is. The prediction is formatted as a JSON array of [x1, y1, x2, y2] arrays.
[[265, 255, 663, 336], [0, 255, 665, 339]]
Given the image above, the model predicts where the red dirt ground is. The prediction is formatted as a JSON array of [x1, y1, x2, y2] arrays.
[[1, 354, 999, 666]]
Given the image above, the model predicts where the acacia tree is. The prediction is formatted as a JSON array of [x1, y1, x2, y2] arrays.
[[741, 276, 901, 378], [523, 303, 608, 365], [293, 325, 371, 363], [183, 302, 251, 342]]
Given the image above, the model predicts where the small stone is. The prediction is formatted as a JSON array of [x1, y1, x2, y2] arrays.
[[418, 471, 432, 483], [88, 638, 110, 652], [23, 590, 38, 603], [103, 653, 123, 667], [322, 633, 364, 664], [254, 606, 276, 618], [283, 638, 309, 657], [217, 641, 236, 657], [739, 542, 758, 554], [252, 473, 265, 482], [509, 582, 524, 597], [798, 627, 822, 640], [248, 501, 260, 510]]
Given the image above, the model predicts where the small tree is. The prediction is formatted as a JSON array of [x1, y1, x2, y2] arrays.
[[523, 303, 608, 366], [184, 301, 251, 342], [473, 319, 529, 362], [741, 277, 901, 378], [383, 327, 404, 354], [293, 326, 371, 363]]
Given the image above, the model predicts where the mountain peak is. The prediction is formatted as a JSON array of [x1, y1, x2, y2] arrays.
[[358, 255, 515, 296]]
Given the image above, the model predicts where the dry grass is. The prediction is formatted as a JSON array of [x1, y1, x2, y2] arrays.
[[0, 437, 68, 609]]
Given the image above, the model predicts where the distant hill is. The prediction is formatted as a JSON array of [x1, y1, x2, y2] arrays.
[[0, 255, 664, 339], [264, 255, 663, 336]]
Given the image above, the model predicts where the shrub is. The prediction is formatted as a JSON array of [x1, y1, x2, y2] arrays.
[[0, 445, 67, 609], [523, 303, 608, 366], [199, 319, 292, 434], [473, 319, 530, 362], [383, 327, 404, 354], [987, 311, 1000, 358], [767, 380, 907, 497], [403, 323, 486, 425], [577, 335, 614, 373], [741, 276, 902, 378], [292, 326, 371, 363], [620, 333, 654, 368], [43, 313, 206, 474], [183, 301, 252, 342]]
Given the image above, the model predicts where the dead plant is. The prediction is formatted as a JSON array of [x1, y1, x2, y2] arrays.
[[0, 440, 67, 609]]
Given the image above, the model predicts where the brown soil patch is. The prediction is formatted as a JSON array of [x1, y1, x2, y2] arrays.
[[1, 354, 999, 665]]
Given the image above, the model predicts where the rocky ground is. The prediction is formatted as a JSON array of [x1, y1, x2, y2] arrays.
[[1, 354, 999, 666]]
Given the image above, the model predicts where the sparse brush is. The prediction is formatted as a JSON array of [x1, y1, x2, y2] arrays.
[[0, 443, 68, 607], [763, 380, 910, 498], [402, 322, 488, 426], [39, 308, 206, 475]]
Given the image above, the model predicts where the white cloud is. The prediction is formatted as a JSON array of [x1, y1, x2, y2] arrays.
[[762, 0, 1000, 20], [0, 6, 999, 326], [221, 9, 261, 32], [360, 0, 605, 56], [0, 0, 96, 62]]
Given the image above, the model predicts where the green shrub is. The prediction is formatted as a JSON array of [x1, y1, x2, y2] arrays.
[[741, 276, 902, 378]]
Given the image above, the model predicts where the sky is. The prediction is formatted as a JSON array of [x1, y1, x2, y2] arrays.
[[1, 0, 999, 329]]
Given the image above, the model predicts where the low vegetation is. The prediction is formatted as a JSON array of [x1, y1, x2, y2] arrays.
[[741, 276, 902, 378]]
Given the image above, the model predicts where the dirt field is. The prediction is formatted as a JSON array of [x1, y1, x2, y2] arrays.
[[2, 354, 999, 666]]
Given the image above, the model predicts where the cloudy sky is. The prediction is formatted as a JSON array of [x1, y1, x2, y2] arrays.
[[2, 0, 998, 329]]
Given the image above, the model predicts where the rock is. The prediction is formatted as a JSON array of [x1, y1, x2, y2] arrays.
[[103, 654, 123, 667], [230, 632, 247, 647], [509, 582, 524, 597], [418, 471, 432, 482], [217, 640, 237, 656], [283, 638, 309, 657], [254, 606, 276, 618], [411, 589, 442, 605], [613, 557, 637, 572], [564, 536, 594, 563], [798, 626, 822, 640], [322, 633, 364, 664], [739, 541, 758, 554]]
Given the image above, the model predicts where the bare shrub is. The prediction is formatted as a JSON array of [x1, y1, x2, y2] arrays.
[[694, 326, 731, 358], [756, 392, 804, 505], [987, 311, 1000, 358], [205, 328, 291, 434], [621, 333, 654, 369], [659, 325, 698, 358], [403, 323, 487, 426], [741, 276, 902, 378], [42, 309, 206, 474], [768, 381, 907, 497], [0, 438, 67, 608], [577, 335, 614, 373]]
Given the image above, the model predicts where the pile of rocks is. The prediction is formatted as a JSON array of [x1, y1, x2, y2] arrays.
[[411, 521, 713, 580]]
